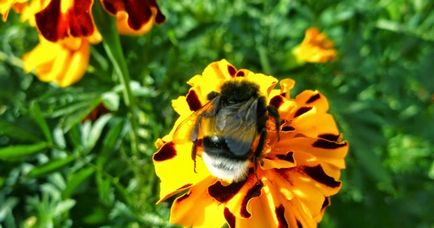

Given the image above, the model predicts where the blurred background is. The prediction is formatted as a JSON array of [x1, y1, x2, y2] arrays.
[[1, 0, 433, 227]]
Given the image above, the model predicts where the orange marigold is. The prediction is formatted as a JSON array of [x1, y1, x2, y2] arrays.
[[293, 27, 336, 63]]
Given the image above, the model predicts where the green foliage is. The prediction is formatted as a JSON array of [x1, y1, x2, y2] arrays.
[[0, 0, 433, 227]]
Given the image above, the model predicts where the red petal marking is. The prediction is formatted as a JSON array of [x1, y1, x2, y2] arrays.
[[294, 106, 312, 117], [235, 70, 245, 77], [224, 207, 236, 228], [296, 219, 303, 228], [269, 95, 284, 108], [240, 181, 263, 218], [303, 165, 341, 188], [275, 205, 288, 228], [312, 138, 347, 149], [306, 93, 321, 104], [35, 0, 94, 42], [186, 90, 202, 111], [281, 126, 295, 131], [101, 0, 165, 31], [321, 197, 331, 210], [208, 180, 246, 203], [318, 133, 340, 142], [176, 191, 191, 202], [227, 64, 237, 77], [153, 142, 176, 161], [276, 152, 294, 163]]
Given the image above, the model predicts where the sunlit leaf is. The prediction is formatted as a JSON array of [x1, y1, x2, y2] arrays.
[[84, 114, 112, 152], [28, 155, 76, 178], [0, 142, 49, 160]]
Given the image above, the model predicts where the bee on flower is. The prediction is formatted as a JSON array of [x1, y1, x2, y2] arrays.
[[153, 59, 349, 227]]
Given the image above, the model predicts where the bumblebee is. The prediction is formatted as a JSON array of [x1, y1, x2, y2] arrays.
[[174, 80, 280, 182]]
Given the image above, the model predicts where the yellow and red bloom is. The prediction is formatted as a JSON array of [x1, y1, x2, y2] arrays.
[[16, 0, 164, 86], [100, 0, 165, 35], [293, 27, 336, 63], [153, 60, 348, 227], [34, 0, 165, 41]]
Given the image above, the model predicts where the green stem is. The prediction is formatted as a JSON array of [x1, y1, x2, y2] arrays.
[[257, 45, 272, 73], [93, 3, 139, 156], [0, 50, 23, 68]]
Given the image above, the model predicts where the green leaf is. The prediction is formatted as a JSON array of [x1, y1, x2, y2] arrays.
[[96, 171, 114, 206], [97, 118, 125, 167], [30, 101, 53, 144], [28, 155, 76, 178], [53, 127, 66, 149], [84, 114, 112, 151], [0, 119, 41, 142], [0, 142, 49, 160], [63, 167, 95, 198], [102, 91, 120, 111], [0, 197, 18, 221], [67, 125, 82, 149], [53, 199, 76, 217]]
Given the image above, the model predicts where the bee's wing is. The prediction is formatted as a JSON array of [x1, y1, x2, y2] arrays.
[[172, 97, 219, 143], [217, 98, 258, 157]]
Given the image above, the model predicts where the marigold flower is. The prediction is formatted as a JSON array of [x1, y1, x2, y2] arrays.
[[33, 0, 100, 42], [18, 0, 164, 86], [100, 0, 165, 35], [153, 59, 348, 227], [22, 36, 90, 87], [33, 0, 165, 41], [293, 27, 336, 63], [0, 0, 27, 21]]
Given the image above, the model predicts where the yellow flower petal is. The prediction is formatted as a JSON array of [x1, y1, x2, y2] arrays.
[[235, 184, 279, 228], [170, 177, 226, 227], [277, 137, 348, 169], [22, 37, 90, 87], [153, 142, 210, 202], [57, 40, 89, 87]]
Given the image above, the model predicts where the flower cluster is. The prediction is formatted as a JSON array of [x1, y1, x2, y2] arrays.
[[153, 60, 348, 227], [1, 0, 165, 87]]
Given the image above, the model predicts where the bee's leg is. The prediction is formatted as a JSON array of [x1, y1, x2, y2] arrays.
[[253, 129, 267, 181], [191, 140, 198, 173], [267, 105, 280, 141]]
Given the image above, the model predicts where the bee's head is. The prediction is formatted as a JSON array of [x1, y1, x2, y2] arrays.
[[220, 80, 260, 105]]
